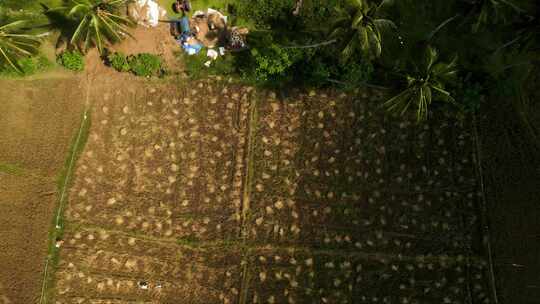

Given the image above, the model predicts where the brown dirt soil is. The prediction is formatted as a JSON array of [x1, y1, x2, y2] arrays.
[[52, 79, 252, 303], [49, 81, 490, 303], [0, 78, 85, 176], [0, 78, 85, 304], [84, 24, 183, 77], [0, 174, 56, 304]]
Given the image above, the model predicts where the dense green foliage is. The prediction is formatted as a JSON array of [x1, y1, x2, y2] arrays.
[[233, 0, 361, 87], [108, 52, 163, 77], [0, 55, 53, 76], [383, 46, 459, 122], [230, 0, 538, 136], [182, 51, 236, 79], [128, 53, 163, 77], [330, 0, 396, 60], [0, 0, 537, 142], [45, 0, 135, 53], [107, 51, 130, 72], [0, 19, 42, 73], [57, 50, 84, 71], [0, 0, 62, 10]]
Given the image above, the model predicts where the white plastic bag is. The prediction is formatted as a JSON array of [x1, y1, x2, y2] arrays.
[[207, 49, 219, 60]]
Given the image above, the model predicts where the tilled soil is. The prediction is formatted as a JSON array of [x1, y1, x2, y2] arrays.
[[53, 79, 253, 303], [51, 81, 491, 304]]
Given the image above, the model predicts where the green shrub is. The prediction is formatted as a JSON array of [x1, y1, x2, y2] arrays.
[[341, 59, 374, 88], [108, 52, 130, 72], [57, 50, 84, 71], [461, 82, 484, 113], [128, 53, 162, 77], [237, 0, 294, 29]]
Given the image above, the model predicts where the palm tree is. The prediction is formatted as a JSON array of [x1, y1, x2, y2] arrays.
[[461, 0, 525, 32], [61, 0, 135, 53], [383, 46, 458, 122], [330, 0, 396, 60], [0, 20, 41, 73]]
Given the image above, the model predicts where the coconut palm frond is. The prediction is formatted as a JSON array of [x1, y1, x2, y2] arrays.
[[423, 46, 438, 73], [383, 87, 415, 114], [383, 46, 459, 122], [373, 18, 397, 31], [425, 14, 458, 41], [0, 19, 41, 73], [65, 0, 135, 53], [366, 25, 382, 57], [330, 0, 397, 60], [471, 0, 524, 32]]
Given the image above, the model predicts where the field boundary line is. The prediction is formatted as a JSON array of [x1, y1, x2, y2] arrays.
[[472, 114, 499, 304], [38, 105, 91, 304], [57, 222, 487, 264], [240, 95, 258, 235], [238, 92, 259, 304]]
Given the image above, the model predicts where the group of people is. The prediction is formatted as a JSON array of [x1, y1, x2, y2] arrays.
[[169, 0, 248, 55]]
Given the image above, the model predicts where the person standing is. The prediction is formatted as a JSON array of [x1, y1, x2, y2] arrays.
[[173, 0, 191, 14]]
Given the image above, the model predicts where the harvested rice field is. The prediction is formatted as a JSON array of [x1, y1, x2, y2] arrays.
[[0, 78, 84, 304], [46, 79, 492, 304]]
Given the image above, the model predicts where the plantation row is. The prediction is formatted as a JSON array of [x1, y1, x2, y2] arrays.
[[52, 82, 490, 304]]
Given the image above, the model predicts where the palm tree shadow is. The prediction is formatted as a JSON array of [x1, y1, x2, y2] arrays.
[[40, 2, 77, 53]]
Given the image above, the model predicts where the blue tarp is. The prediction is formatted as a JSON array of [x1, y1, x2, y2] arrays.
[[181, 41, 203, 55], [170, 16, 203, 55]]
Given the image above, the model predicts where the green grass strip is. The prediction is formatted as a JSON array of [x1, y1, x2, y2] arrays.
[[241, 94, 258, 232], [238, 92, 260, 304], [472, 114, 500, 304], [0, 162, 24, 175], [39, 107, 91, 304]]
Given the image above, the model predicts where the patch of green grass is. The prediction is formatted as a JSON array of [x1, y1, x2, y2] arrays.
[[0, 55, 54, 77], [105, 52, 165, 77], [0, 0, 63, 11], [159, 0, 234, 15], [0, 163, 24, 175], [176, 235, 201, 246], [41, 108, 91, 304], [158, 0, 252, 28], [181, 49, 236, 79], [128, 53, 164, 77]]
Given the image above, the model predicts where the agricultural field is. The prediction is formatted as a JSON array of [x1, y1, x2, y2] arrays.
[[0, 78, 84, 304], [44, 78, 492, 304]]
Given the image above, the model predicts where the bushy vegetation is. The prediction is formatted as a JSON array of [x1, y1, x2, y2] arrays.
[[107, 52, 163, 77], [229, 0, 539, 139], [0, 0, 538, 138], [107, 52, 130, 72], [41, 0, 135, 54], [129, 53, 163, 77], [0, 55, 53, 76], [57, 50, 84, 71], [0, 19, 42, 73], [181, 50, 236, 79]]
